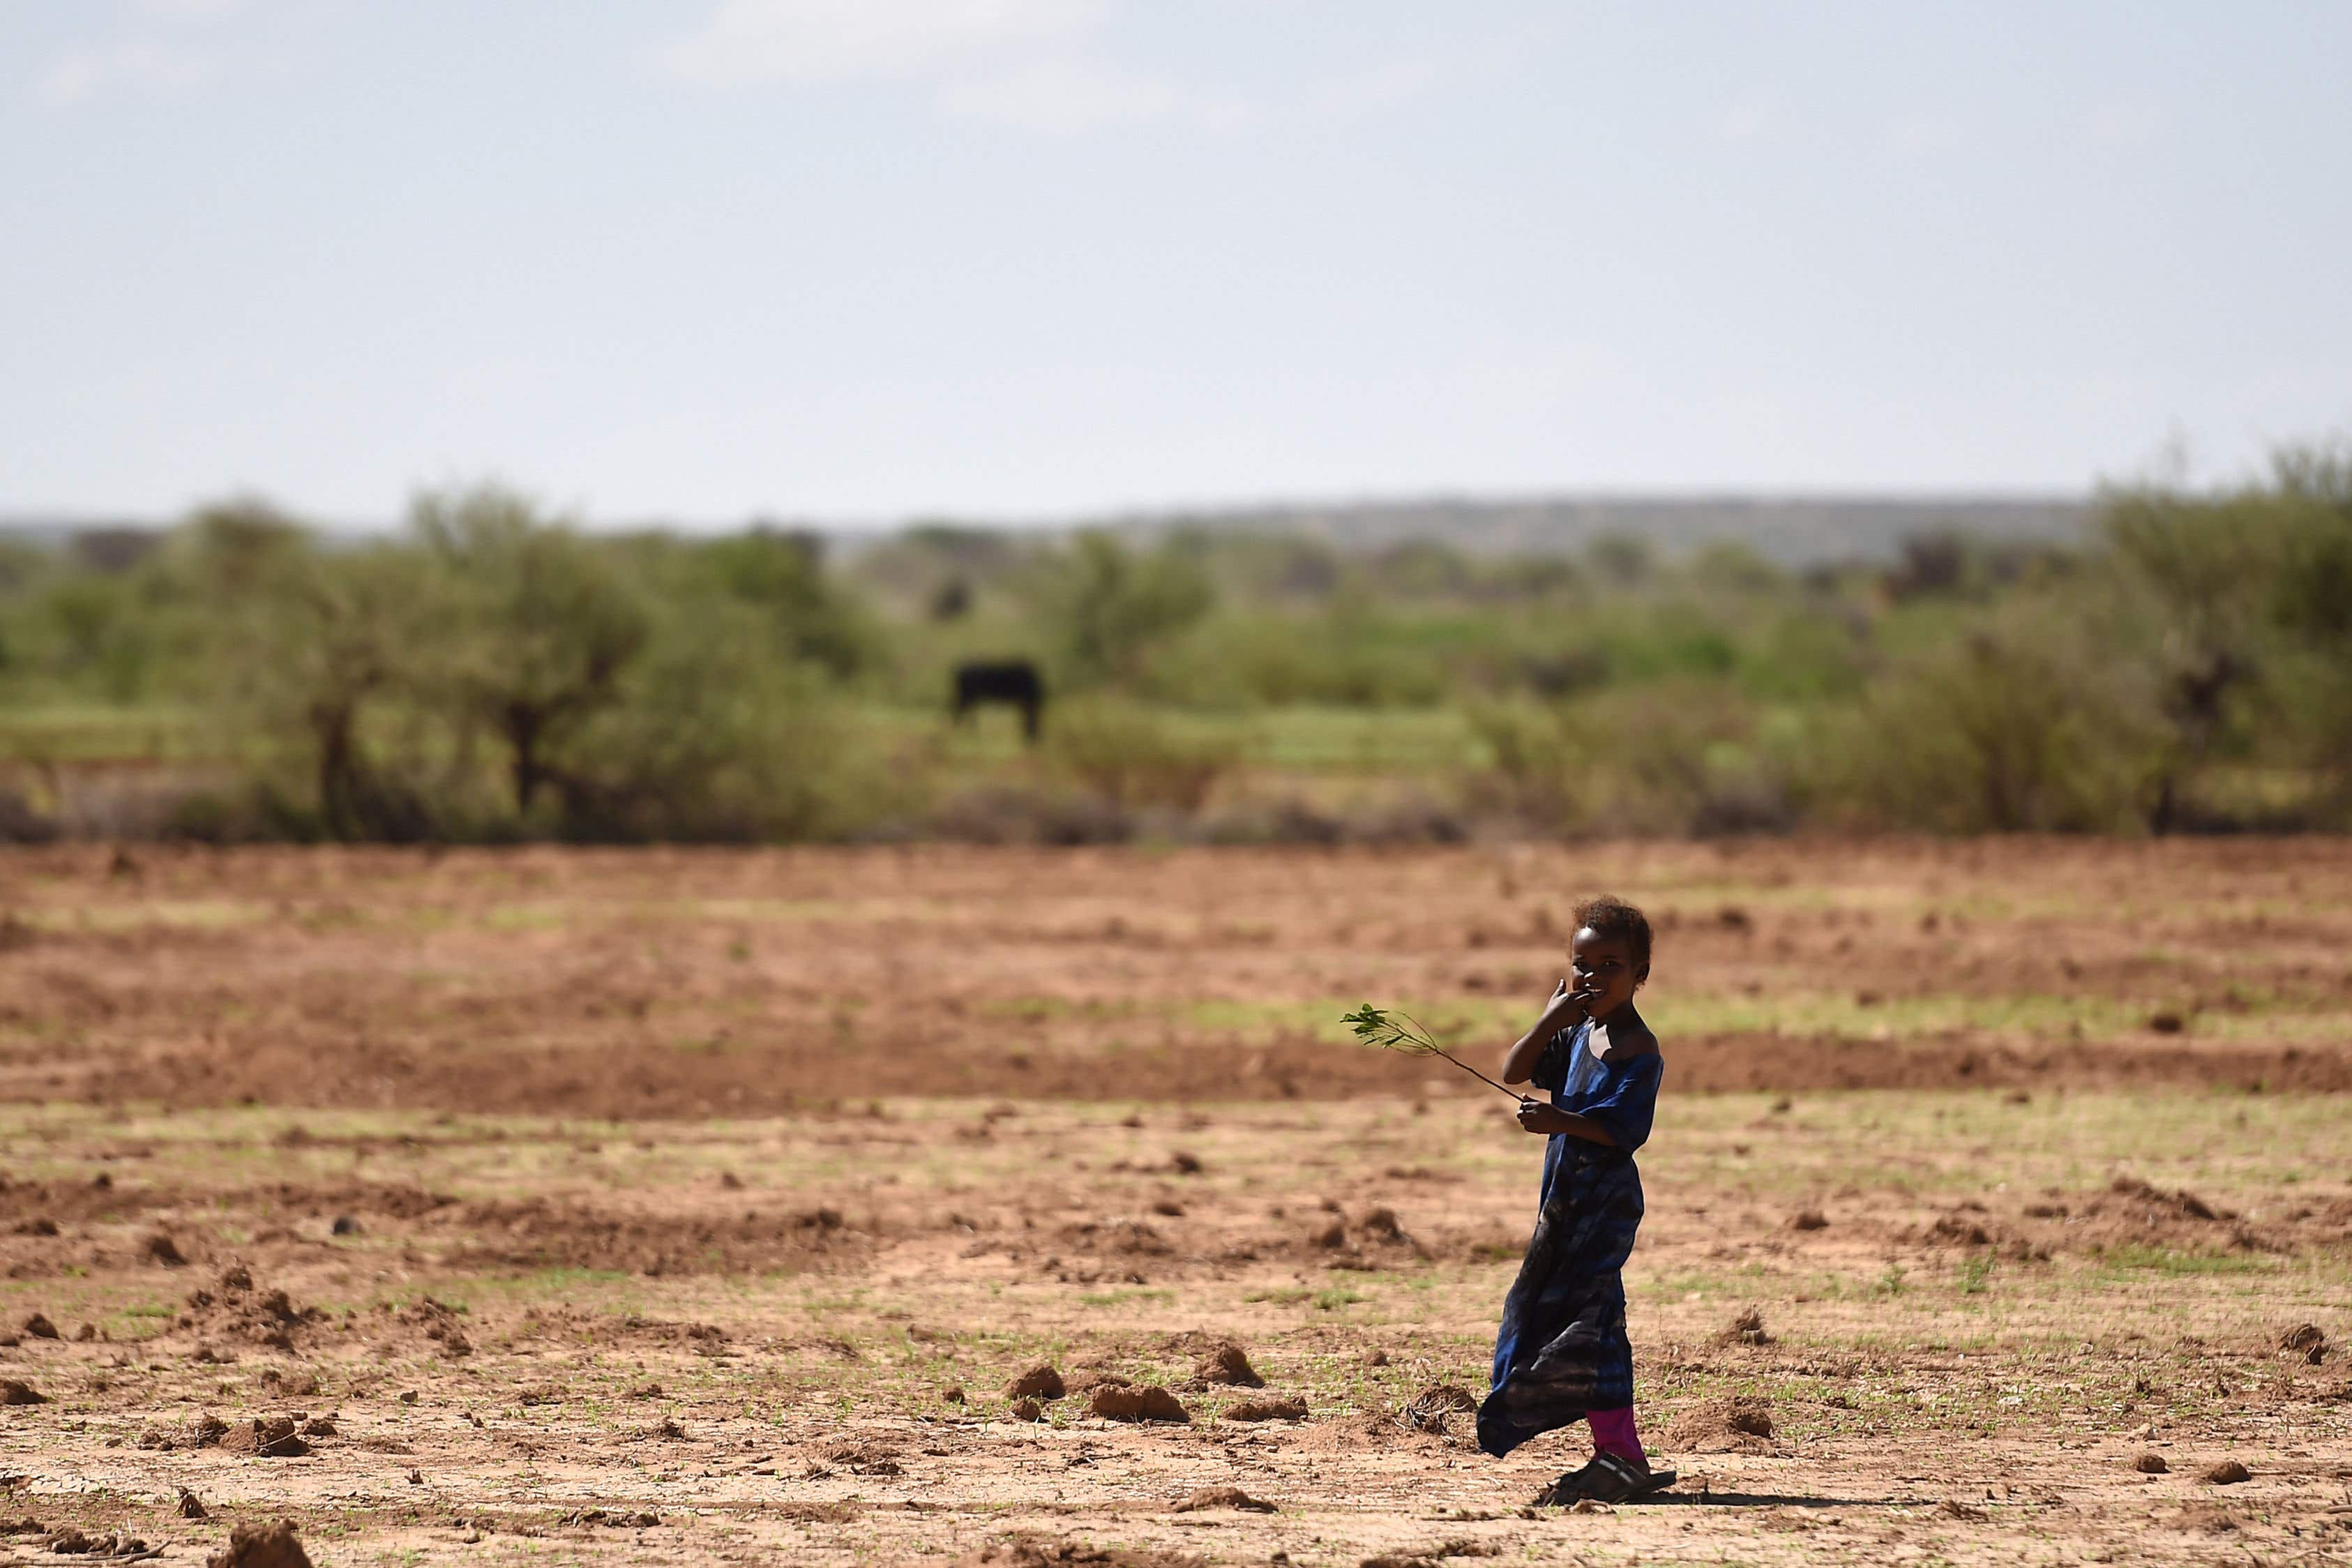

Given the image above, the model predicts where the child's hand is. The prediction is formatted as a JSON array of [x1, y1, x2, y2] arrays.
[[1516, 1098, 1575, 1136], [1539, 978, 1589, 1027]]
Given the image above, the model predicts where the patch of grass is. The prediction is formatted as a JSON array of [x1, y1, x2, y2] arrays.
[[2092, 1245, 2274, 1277], [1077, 1288, 1173, 1308]]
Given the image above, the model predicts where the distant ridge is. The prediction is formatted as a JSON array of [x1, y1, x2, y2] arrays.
[[4, 493, 2094, 568], [1099, 495, 2092, 565]]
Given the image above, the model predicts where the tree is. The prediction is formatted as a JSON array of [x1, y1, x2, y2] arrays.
[[252, 549, 439, 838], [1048, 532, 1214, 688], [412, 486, 649, 817], [677, 527, 872, 677], [2096, 442, 2352, 828], [550, 601, 882, 842]]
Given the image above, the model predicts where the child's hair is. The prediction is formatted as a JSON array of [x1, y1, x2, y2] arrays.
[[1576, 894, 1653, 978]]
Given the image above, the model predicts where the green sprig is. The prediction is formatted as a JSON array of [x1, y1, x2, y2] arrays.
[[1342, 1002, 1523, 1100]]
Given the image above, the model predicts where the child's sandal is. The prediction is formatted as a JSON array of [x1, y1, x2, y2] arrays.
[[1530, 1459, 1604, 1507], [1534, 1452, 1677, 1506]]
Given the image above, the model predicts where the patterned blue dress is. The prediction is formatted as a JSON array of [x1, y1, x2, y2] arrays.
[[1477, 1016, 1664, 1458]]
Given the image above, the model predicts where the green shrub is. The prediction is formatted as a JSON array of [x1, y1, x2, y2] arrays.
[[1468, 681, 1795, 836], [1047, 699, 1241, 812], [1820, 595, 2169, 832], [548, 606, 905, 843], [1037, 532, 1216, 689]]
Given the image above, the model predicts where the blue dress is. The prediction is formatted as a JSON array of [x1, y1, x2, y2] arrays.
[[1477, 1016, 1664, 1458]]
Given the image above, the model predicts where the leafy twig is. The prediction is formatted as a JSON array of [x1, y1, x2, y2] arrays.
[[1341, 1004, 1522, 1100]]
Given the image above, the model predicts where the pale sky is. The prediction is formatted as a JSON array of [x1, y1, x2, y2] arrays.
[[6, 1, 2349, 525]]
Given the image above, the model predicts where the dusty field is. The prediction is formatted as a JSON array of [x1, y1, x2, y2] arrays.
[[1, 840, 2349, 1566]]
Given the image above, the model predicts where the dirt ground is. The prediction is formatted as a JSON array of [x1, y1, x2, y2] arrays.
[[1, 840, 2349, 1566]]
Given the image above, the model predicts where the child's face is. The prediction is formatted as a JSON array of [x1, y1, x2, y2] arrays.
[[1569, 926, 1645, 1019]]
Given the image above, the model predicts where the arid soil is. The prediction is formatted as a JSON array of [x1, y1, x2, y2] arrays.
[[1, 840, 2349, 1566]]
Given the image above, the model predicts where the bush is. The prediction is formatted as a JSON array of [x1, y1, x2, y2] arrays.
[[547, 607, 902, 843], [1820, 596, 2169, 832], [1037, 533, 1216, 689], [1047, 700, 1242, 812], [1470, 684, 1795, 836]]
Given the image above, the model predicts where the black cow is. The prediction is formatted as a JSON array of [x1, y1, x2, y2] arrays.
[[952, 660, 1046, 743]]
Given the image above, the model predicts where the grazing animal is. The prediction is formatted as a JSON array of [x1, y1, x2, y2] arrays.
[[952, 660, 1046, 742]]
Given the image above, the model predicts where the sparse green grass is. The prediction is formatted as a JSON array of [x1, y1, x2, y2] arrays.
[[2090, 1245, 2276, 1278], [1077, 1288, 1174, 1308]]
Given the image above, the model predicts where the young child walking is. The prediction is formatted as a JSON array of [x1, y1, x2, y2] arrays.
[[1477, 894, 1674, 1505]]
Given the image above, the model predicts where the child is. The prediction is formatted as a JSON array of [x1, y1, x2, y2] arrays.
[[1477, 894, 1673, 1505]]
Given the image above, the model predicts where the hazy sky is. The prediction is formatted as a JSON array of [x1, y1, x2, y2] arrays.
[[6, 1, 2349, 524]]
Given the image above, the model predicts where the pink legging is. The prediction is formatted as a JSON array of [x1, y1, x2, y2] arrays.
[[1588, 1407, 1645, 1467]]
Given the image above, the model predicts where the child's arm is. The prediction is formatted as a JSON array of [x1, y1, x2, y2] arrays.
[[1514, 1102, 1618, 1145], [1500, 979, 1588, 1085]]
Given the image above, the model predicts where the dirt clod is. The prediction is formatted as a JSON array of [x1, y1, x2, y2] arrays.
[[219, 1416, 311, 1458], [176, 1272, 328, 1352], [22, 1313, 58, 1340], [1664, 1395, 1775, 1454], [1788, 1209, 1828, 1231], [2282, 1323, 2328, 1364], [1223, 1396, 1308, 1422], [2107, 1175, 2222, 1222], [178, 1488, 208, 1520], [1717, 1306, 1772, 1345], [1173, 1486, 1275, 1513], [390, 1297, 474, 1358], [0, 1380, 45, 1405], [2201, 1459, 2250, 1484], [206, 1521, 313, 1568], [956, 1537, 1205, 1568], [2133, 1453, 2168, 1474], [1009, 1398, 1044, 1422], [1006, 1364, 1066, 1401], [144, 1231, 187, 1266], [1195, 1341, 1262, 1387], [1089, 1384, 1189, 1423]]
